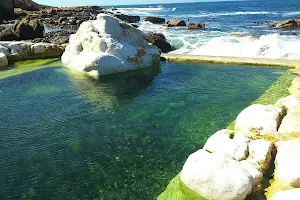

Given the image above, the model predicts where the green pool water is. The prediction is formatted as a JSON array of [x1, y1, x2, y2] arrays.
[[0, 61, 289, 200]]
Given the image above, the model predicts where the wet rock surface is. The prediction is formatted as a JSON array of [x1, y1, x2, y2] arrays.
[[145, 32, 173, 53]]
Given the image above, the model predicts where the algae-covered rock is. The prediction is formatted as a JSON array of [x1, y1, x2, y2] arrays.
[[180, 149, 255, 200], [14, 18, 44, 40], [274, 140, 300, 187], [62, 14, 160, 77], [234, 104, 283, 136], [203, 129, 249, 161], [0, 52, 8, 67], [270, 188, 300, 200]]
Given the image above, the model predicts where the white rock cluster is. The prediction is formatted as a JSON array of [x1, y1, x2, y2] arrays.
[[180, 92, 300, 200], [62, 14, 161, 77], [181, 130, 273, 200], [0, 41, 63, 67]]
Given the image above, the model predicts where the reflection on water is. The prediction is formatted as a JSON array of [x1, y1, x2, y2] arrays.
[[0, 62, 286, 200], [66, 65, 161, 111]]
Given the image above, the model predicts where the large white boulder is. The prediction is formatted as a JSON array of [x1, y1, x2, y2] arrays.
[[234, 104, 283, 136], [62, 14, 161, 77], [270, 189, 300, 200], [0, 52, 8, 67], [180, 149, 256, 200], [274, 140, 300, 187], [248, 139, 274, 173], [203, 129, 250, 161]]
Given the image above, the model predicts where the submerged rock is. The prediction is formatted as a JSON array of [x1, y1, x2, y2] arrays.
[[230, 33, 260, 39], [180, 149, 255, 200], [270, 189, 300, 200], [145, 32, 173, 53], [165, 20, 186, 27], [275, 140, 300, 187], [269, 19, 300, 29], [234, 104, 283, 136], [62, 14, 160, 77], [144, 16, 165, 24], [0, 52, 8, 67], [186, 23, 205, 30]]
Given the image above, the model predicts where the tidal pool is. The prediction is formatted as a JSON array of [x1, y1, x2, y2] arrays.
[[0, 61, 290, 200]]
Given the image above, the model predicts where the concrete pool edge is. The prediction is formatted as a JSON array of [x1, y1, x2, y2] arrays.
[[158, 70, 300, 200], [161, 54, 300, 73]]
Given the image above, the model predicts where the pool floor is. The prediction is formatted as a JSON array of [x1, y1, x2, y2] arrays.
[[0, 62, 286, 199]]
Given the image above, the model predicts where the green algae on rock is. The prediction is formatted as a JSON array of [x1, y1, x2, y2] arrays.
[[0, 58, 61, 79]]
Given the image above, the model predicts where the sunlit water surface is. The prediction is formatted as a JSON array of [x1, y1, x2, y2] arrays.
[[0, 62, 286, 199]]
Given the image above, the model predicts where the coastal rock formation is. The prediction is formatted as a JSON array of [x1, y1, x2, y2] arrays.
[[289, 77, 300, 96], [114, 14, 140, 23], [234, 104, 283, 136], [165, 20, 186, 27], [14, 18, 44, 40], [0, 26, 19, 41], [269, 19, 300, 29], [274, 140, 300, 187], [62, 14, 160, 77], [180, 149, 255, 200], [270, 189, 300, 200], [0, 41, 64, 61], [186, 23, 205, 30], [146, 32, 173, 53], [145, 16, 165, 24], [14, 0, 44, 11], [0, 53, 8, 67], [0, 0, 14, 22]]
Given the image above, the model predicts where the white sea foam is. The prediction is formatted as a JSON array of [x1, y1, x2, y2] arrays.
[[188, 34, 300, 59], [282, 11, 300, 16]]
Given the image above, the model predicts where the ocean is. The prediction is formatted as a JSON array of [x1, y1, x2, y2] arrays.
[[113, 0, 300, 59]]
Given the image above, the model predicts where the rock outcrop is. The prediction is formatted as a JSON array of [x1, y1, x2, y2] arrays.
[[270, 189, 300, 200], [186, 23, 205, 30], [146, 32, 173, 53], [62, 14, 160, 77], [234, 104, 283, 136], [165, 20, 186, 27], [269, 19, 300, 29], [0, 26, 19, 41], [145, 16, 165, 24], [114, 14, 140, 23], [13, 18, 44, 40], [0, 0, 14, 22], [0, 41, 64, 61]]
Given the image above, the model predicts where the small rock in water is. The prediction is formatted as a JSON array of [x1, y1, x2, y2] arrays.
[[186, 23, 205, 30], [144, 16, 165, 24]]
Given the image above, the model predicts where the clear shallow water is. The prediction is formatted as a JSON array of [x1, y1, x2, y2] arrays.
[[0, 62, 286, 199], [113, 0, 300, 59]]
